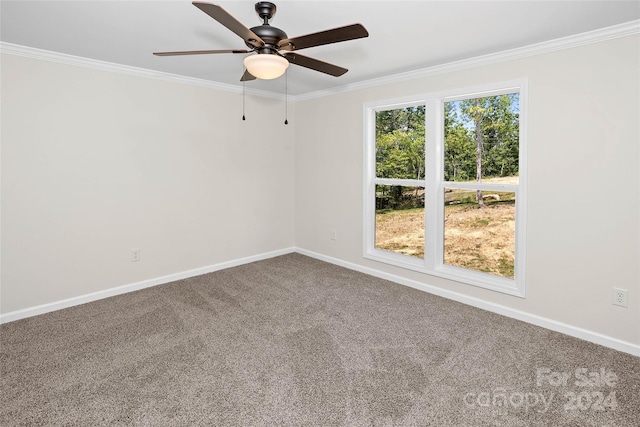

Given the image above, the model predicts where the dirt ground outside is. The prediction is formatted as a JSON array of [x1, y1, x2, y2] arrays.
[[375, 198, 515, 278]]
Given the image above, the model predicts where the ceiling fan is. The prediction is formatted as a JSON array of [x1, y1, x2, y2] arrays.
[[154, 1, 369, 81]]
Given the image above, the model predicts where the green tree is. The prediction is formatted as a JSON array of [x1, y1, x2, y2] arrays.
[[457, 94, 519, 205], [444, 102, 474, 181], [376, 105, 425, 136], [375, 106, 425, 209], [376, 130, 425, 180]]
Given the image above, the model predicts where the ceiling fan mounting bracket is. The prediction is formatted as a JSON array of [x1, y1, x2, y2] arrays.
[[255, 2, 277, 23]]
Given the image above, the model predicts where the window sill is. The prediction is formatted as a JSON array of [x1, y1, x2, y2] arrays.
[[364, 249, 524, 298]]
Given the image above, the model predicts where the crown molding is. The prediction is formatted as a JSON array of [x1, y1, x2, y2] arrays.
[[0, 42, 285, 100], [2, 19, 638, 102], [293, 19, 640, 102]]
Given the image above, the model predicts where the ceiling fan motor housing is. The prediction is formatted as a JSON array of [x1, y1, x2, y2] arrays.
[[248, 25, 287, 51]]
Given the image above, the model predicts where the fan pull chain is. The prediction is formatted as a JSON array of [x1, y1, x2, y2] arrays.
[[284, 70, 289, 125], [242, 80, 246, 121]]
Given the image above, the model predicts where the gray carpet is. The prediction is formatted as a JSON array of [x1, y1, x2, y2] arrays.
[[1, 253, 638, 426]]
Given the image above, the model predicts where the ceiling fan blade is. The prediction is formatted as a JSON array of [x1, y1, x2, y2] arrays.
[[240, 69, 256, 81], [153, 49, 248, 56], [283, 53, 347, 77], [278, 23, 368, 51], [193, 2, 265, 48]]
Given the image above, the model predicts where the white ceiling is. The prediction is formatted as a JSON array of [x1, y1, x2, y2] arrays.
[[2, 1, 639, 96]]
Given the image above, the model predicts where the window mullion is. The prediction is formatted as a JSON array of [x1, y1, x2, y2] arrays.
[[425, 96, 441, 271]]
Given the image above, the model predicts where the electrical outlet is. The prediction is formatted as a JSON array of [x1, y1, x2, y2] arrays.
[[131, 248, 141, 262], [612, 288, 628, 307], [331, 229, 337, 240]]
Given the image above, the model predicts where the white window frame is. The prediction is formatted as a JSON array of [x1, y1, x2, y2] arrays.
[[363, 79, 527, 297]]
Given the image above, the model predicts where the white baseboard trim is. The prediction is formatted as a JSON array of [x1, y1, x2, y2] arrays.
[[294, 248, 640, 357], [2, 246, 638, 357], [0, 247, 296, 324]]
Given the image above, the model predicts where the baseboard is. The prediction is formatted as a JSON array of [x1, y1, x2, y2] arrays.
[[0, 247, 296, 324], [3, 246, 638, 357], [294, 248, 640, 357]]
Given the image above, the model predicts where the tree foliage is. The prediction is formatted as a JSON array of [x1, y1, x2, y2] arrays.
[[443, 101, 475, 181], [375, 107, 425, 209], [447, 94, 519, 182], [375, 106, 425, 180], [375, 96, 518, 210]]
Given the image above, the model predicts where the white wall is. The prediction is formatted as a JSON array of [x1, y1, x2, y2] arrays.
[[2, 33, 638, 352], [294, 35, 640, 347], [1, 54, 295, 313]]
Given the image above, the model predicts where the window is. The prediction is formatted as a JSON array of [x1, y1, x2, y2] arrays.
[[364, 81, 527, 296], [373, 103, 426, 260]]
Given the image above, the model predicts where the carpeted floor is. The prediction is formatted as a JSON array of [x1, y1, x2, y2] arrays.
[[1, 253, 639, 426]]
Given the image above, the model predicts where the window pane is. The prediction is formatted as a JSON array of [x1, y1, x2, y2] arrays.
[[444, 94, 519, 184], [375, 185, 424, 258], [444, 188, 515, 278], [375, 106, 425, 180]]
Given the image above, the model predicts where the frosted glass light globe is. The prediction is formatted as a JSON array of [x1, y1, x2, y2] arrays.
[[243, 54, 289, 80]]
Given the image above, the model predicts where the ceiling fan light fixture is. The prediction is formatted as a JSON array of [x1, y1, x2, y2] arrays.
[[243, 54, 289, 79]]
